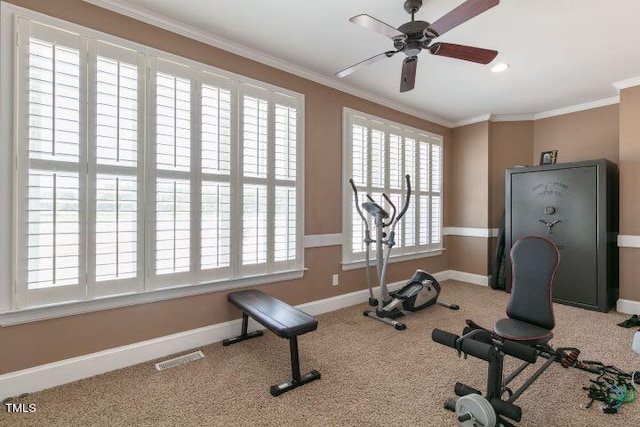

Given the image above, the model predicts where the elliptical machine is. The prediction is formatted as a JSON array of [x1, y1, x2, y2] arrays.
[[349, 175, 459, 331]]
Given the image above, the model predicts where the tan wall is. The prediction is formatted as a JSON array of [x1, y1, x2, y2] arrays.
[[619, 86, 640, 301], [533, 104, 620, 165], [449, 122, 490, 228], [0, 0, 451, 374], [446, 236, 489, 275], [619, 87, 640, 235], [489, 121, 534, 228], [620, 250, 640, 302], [447, 122, 490, 275]]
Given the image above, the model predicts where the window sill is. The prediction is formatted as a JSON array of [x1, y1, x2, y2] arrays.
[[0, 269, 305, 326], [341, 249, 444, 271]]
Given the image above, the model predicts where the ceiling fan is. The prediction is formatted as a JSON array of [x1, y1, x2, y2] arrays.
[[336, 0, 500, 92]]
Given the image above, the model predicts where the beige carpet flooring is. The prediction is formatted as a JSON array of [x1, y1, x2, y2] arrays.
[[2, 280, 639, 427]]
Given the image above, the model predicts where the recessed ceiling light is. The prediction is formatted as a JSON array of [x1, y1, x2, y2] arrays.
[[491, 63, 509, 73]]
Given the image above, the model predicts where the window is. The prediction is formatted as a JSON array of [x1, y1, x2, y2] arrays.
[[7, 15, 304, 313], [342, 108, 443, 266]]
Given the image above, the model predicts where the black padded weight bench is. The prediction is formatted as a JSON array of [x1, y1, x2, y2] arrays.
[[433, 236, 581, 426], [222, 289, 321, 396]]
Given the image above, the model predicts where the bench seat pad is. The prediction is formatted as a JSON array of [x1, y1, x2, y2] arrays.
[[494, 318, 553, 346], [228, 290, 318, 339]]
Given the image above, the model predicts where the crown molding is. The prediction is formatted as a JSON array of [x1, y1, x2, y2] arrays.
[[452, 114, 493, 128], [491, 114, 535, 122], [79, 0, 454, 128], [453, 95, 621, 127], [533, 96, 620, 120], [613, 76, 640, 91]]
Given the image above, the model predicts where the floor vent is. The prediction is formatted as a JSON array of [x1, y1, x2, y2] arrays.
[[155, 351, 205, 371]]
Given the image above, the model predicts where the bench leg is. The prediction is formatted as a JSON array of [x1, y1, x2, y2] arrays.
[[222, 313, 264, 346], [270, 336, 321, 397]]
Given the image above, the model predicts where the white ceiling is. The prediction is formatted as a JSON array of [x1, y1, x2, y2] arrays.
[[96, 0, 640, 125]]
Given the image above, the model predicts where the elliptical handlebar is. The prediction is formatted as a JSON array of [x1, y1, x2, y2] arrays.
[[349, 179, 369, 232], [382, 193, 396, 227], [350, 175, 412, 235], [395, 175, 412, 225]]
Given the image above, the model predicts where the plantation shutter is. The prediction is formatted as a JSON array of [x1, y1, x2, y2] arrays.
[[402, 136, 416, 250], [343, 109, 443, 266], [199, 73, 234, 280], [240, 86, 301, 274], [349, 119, 369, 256], [10, 14, 304, 313], [430, 141, 442, 245], [241, 90, 269, 271], [149, 58, 194, 288], [384, 132, 401, 250], [15, 19, 86, 308], [370, 128, 385, 189], [274, 103, 298, 263], [419, 141, 430, 246], [87, 40, 144, 297]]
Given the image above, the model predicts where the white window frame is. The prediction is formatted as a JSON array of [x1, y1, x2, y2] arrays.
[[342, 107, 443, 269], [0, 4, 305, 325]]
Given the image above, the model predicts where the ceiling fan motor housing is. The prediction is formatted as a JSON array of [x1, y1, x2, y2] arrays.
[[403, 0, 423, 14], [396, 20, 433, 56]]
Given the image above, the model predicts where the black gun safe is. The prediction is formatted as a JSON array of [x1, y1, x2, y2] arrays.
[[505, 159, 618, 312]]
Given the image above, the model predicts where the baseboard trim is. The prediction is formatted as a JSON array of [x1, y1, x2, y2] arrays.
[[0, 268, 471, 399], [617, 299, 640, 315], [448, 270, 490, 287]]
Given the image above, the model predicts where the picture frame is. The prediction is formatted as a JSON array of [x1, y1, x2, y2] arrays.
[[539, 150, 557, 165]]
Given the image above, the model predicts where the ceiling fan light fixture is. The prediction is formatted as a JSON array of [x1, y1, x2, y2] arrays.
[[491, 62, 509, 73]]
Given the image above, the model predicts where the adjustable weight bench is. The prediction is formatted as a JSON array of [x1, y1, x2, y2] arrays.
[[222, 289, 321, 396], [433, 235, 578, 426]]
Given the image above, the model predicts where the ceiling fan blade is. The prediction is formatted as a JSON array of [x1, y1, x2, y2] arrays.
[[350, 14, 405, 40], [336, 51, 397, 78], [430, 42, 498, 64], [400, 56, 418, 93], [428, 0, 499, 37]]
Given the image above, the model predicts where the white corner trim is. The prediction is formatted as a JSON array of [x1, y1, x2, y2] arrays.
[[617, 299, 640, 315], [0, 267, 484, 399], [613, 76, 640, 91], [533, 96, 620, 120], [449, 270, 490, 287], [77, 0, 452, 128], [452, 114, 493, 128], [618, 235, 640, 248], [304, 234, 343, 248], [443, 227, 499, 238]]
